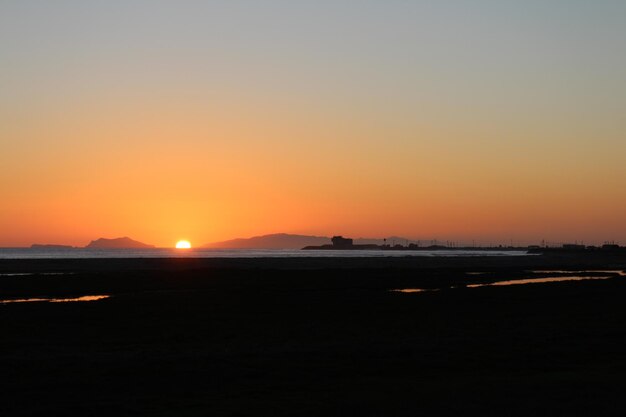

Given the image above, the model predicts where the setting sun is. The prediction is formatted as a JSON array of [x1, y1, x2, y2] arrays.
[[175, 240, 191, 249]]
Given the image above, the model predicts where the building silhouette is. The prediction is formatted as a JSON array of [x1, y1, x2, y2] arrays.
[[331, 236, 353, 248]]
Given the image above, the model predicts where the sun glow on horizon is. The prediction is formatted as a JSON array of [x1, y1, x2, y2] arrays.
[[1, 2, 626, 248], [175, 240, 192, 249]]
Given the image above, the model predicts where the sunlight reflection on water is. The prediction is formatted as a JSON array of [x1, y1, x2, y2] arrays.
[[531, 270, 626, 276], [466, 275, 617, 288], [0, 295, 110, 304], [0, 273, 71, 276], [392, 270, 625, 293], [0, 248, 530, 259]]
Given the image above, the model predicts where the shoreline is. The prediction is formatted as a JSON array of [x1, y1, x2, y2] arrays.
[[2, 254, 626, 416], [2, 252, 626, 273]]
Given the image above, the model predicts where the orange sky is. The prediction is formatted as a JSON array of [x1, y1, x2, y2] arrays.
[[1, 2, 625, 247]]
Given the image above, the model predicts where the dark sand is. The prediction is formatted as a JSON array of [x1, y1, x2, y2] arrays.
[[2, 254, 626, 416]]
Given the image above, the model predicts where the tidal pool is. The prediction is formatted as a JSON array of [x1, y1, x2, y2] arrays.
[[392, 270, 625, 293], [0, 295, 110, 304]]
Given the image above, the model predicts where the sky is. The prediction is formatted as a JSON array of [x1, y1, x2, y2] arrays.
[[1, 1, 625, 247]]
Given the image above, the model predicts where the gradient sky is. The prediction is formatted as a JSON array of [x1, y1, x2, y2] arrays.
[[1, 1, 625, 247]]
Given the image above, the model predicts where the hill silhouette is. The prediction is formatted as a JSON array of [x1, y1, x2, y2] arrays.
[[353, 236, 412, 245], [203, 233, 331, 249], [85, 237, 154, 249], [203, 233, 416, 249], [30, 244, 74, 249]]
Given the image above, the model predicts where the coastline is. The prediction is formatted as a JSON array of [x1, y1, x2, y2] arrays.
[[2, 254, 626, 416]]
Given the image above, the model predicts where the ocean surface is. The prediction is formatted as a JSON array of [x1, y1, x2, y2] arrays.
[[0, 248, 529, 259]]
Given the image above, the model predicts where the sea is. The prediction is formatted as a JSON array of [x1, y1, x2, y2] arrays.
[[0, 248, 529, 259]]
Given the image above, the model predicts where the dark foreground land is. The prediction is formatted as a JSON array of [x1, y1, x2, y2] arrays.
[[2, 254, 626, 416]]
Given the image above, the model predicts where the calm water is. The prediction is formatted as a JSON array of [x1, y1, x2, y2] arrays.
[[0, 248, 529, 259], [0, 295, 109, 304], [392, 270, 626, 293]]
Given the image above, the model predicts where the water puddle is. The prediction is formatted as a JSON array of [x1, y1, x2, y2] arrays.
[[531, 270, 626, 276], [467, 275, 615, 288], [392, 270, 625, 293], [0, 295, 110, 304], [0, 272, 73, 277]]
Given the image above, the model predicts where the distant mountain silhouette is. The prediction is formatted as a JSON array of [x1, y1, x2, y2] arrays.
[[30, 244, 74, 249], [203, 233, 331, 249], [353, 236, 412, 245], [85, 237, 155, 249], [203, 233, 417, 249]]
